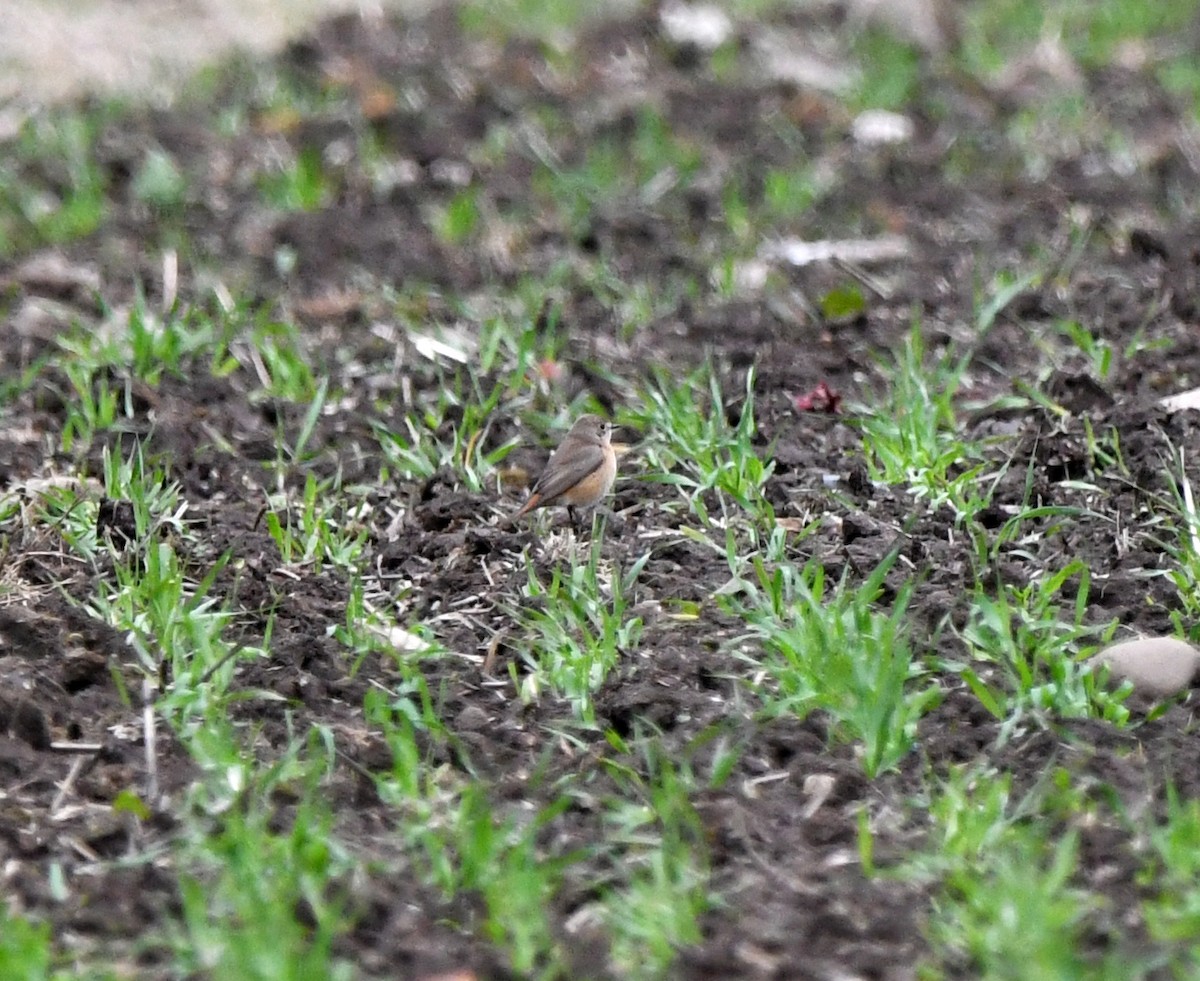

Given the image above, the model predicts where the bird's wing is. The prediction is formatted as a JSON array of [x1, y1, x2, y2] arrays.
[[529, 442, 605, 503]]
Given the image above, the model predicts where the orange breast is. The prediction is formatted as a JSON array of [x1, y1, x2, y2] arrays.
[[558, 446, 617, 506]]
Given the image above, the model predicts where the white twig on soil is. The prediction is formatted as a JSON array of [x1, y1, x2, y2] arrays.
[[50, 755, 88, 816], [143, 677, 159, 807]]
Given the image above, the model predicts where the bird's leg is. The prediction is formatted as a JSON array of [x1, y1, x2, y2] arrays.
[[567, 505, 579, 536]]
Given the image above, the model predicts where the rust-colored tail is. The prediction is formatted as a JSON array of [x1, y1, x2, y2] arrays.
[[504, 492, 542, 527]]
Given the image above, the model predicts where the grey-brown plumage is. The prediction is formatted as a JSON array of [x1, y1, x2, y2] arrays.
[[509, 414, 616, 527]]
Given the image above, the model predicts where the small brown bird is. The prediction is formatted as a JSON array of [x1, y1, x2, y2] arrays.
[[509, 414, 617, 528]]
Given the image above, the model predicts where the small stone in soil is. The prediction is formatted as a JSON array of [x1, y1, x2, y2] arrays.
[[1089, 637, 1200, 698]]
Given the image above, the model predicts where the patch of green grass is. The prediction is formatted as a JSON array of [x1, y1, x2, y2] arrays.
[[247, 317, 321, 402], [33, 443, 188, 568], [264, 472, 371, 573], [0, 108, 112, 257], [132, 148, 189, 213], [930, 828, 1099, 978], [954, 560, 1127, 730], [601, 740, 712, 979], [94, 534, 245, 730], [953, 0, 1200, 171], [57, 294, 239, 384], [911, 766, 1018, 876], [958, 0, 1044, 77], [458, 0, 620, 41], [40, 445, 271, 743], [40, 298, 327, 466], [1048, 318, 1117, 379], [762, 164, 822, 222], [433, 185, 483, 245], [855, 322, 988, 519], [23, 441, 360, 973], [372, 367, 517, 493], [510, 533, 649, 721], [188, 50, 345, 138], [626, 364, 773, 520], [475, 806, 574, 978], [173, 736, 356, 981], [857, 269, 1050, 528], [1148, 447, 1200, 639], [42, 296, 305, 455], [0, 906, 53, 981], [730, 550, 940, 776], [1143, 789, 1200, 953], [57, 362, 123, 454], [720, 178, 753, 244], [898, 768, 1148, 979], [266, 379, 329, 489], [1158, 56, 1200, 120], [1007, 95, 1096, 180], [259, 145, 334, 212], [707, 39, 742, 82], [916, 769, 1139, 980], [534, 137, 617, 236], [366, 691, 571, 977], [631, 107, 704, 187], [336, 575, 443, 682], [850, 29, 923, 111], [959, 0, 1195, 75]]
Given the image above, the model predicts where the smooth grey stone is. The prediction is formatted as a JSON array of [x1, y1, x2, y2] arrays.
[[1089, 637, 1200, 698]]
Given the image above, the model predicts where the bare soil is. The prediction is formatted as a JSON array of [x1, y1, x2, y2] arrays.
[[3, 3, 1200, 978]]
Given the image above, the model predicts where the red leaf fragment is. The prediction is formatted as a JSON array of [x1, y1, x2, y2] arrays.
[[793, 381, 842, 414]]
